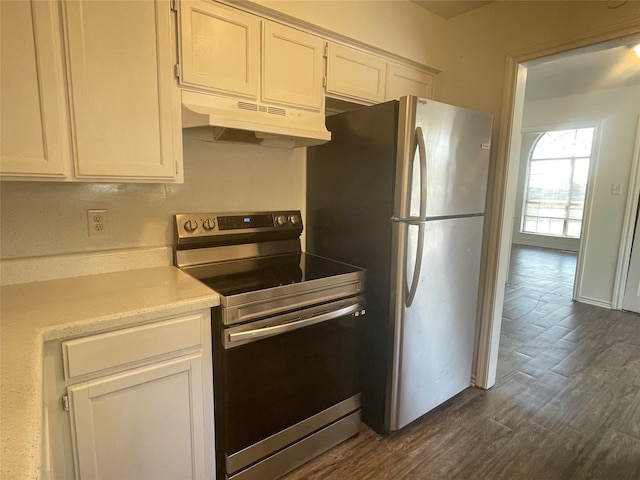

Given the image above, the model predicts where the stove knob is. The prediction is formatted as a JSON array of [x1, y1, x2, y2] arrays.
[[184, 219, 198, 233], [202, 218, 215, 231], [275, 215, 287, 226], [289, 214, 300, 225]]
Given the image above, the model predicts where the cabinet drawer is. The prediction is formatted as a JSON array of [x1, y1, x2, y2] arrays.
[[62, 313, 204, 380]]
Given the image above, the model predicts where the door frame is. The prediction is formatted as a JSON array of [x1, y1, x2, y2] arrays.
[[474, 22, 640, 389], [613, 116, 640, 309]]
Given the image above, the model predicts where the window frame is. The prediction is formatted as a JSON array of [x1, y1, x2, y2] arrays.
[[512, 122, 602, 252], [519, 125, 597, 239]]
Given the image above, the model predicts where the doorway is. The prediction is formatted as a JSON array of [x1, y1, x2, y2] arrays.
[[507, 125, 597, 303], [475, 31, 640, 390]]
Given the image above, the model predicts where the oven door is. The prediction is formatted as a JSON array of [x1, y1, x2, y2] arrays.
[[213, 295, 365, 480]]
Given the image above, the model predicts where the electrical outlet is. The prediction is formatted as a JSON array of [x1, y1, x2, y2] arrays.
[[87, 209, 109, 236], [611, 183, 622, 196]]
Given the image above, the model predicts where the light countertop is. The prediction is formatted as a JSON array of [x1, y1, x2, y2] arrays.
[[0, 265, 219, 480]]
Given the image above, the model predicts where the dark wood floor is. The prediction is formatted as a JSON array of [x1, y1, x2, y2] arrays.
[[283, 245, 640, 479]]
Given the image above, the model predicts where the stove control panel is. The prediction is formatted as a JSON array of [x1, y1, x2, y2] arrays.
[[175, 211, 303, 240]]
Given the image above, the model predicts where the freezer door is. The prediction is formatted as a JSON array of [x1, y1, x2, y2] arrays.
[[389, 215, 484, 431], [397, 97, 492, 219]]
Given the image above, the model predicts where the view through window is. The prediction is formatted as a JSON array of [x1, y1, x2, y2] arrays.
[[521, 127, 594, 238]]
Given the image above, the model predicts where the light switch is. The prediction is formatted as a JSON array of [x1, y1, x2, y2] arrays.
[[611, 184, 622, 196]]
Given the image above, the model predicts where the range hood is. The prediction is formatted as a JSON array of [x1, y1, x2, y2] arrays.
[[181, 90, 331, 148]]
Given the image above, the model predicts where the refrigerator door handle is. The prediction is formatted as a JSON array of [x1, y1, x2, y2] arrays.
[[416, 126, 428, 219], [406, 224, 425, 307], [405, 126, 427, 307], [390, 216, 428, 224]]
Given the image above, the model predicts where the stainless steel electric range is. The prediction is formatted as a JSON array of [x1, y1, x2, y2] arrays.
[[174, 211, 366, 480]]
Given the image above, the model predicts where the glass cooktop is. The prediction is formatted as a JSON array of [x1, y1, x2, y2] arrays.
[[184, 252, 363, 297]]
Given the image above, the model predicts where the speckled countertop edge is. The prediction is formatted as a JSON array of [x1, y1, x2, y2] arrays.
[[0, 266, 219, 480]]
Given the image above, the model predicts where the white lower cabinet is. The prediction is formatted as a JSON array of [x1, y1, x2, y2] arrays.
[[68, 355, 206, 479], [43, 310, 215, 480]]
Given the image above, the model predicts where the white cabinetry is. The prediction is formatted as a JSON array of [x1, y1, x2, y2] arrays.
[[63, 0, 181, 181], [0, 0, 182, 182], [324, 42, 434, 107], [325, 43, 387, 104], [386, 62, 434, 100], [178, 0, 260, 98], [68, 356, 206, 479], [262, 20, 325, 111], [44, 310, 215, 479], [178, 0, 324, 112], [0, 0, 70, 178]]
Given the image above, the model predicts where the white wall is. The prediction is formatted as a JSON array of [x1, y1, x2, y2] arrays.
[[0, 139, 305, 259], [436, 1, 640, 112], [518, 85, 640, 306], [1, 0, 639, 268]]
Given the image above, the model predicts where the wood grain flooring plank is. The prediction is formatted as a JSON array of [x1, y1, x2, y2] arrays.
[[560, 429, 640, 480], [550, 338, 604, 377], [515, 324, 574, 358], [610, 386, 640, 440], [464, 421, 586, 480], [517, 339, 579, 379]]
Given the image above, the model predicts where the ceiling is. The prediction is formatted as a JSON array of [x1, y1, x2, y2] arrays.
[[411, 1, 492, 19], [524, 34, 640, 101]]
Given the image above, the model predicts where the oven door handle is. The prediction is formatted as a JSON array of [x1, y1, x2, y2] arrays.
[[226, 302, 365, 346]]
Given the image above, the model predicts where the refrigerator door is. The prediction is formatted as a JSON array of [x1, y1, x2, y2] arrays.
[[390, 215, 484, 430], [387, 96, 491, 431], [395, 97, 492, 219]]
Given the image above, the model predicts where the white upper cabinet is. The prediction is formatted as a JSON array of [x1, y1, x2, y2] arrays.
[[325, 43, 387, 104], [178, 1, 324, 112], [262, 21, 325, 111], [0, 0, 71, 178], [178, 0, 260, 98], [386, 62, 434, 100], [63, 0, 182, 181], [1, 0, 182, 183]]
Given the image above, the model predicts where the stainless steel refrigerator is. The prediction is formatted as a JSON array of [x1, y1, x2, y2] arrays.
[[306, 96, 492, 433]]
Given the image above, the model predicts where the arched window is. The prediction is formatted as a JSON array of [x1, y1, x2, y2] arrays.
[[521, 127, 594, 238]]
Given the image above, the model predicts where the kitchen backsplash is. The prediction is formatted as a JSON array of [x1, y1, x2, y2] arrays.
[[0, 138, 306, 260]]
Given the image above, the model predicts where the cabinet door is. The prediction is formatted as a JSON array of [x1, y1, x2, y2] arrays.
[[326, 43, 387, 104], [386, 62, 434, 100], [262, 21, 324, 111], [0, 0, 70, 178], [68, 355, 207, 480], [179, 0, 260, 99], [63, 0, 181, 181]]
